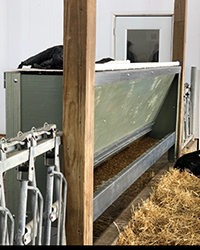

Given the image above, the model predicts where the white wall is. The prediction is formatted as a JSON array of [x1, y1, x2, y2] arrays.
[[0, 0, 8, 134], [0, 0, 175, 134], [0, 0, 63, 134], [96, 0, 174, 60], [1, 0, 200, 138], [184, 0, 200, 139], [185, 0, 200, 83]]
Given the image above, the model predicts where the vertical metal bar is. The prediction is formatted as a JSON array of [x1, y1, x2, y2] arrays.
[[7, 208, 14, 245], [191, 66, 197, 137], [53, 171, 67, 245], [37, 190, 43, 245], [2, 212, 7, 245], [61, 176, 67, 245], [0, 175, 6, 207], [29, 170, 37, 203], [54, 137, 61, 201], [188, 97, 191, 136], [30, 173, 37, 245], [0, 207, 14, 245], [185, 91, 188, 138], [24, 186, 43, 245], [183, 96, 186, 144], [53, 179, 60, 245], [0, 175, 8, 244], [53, 171, 62, 245], [31, 191, 38, 245], [43, 166, 54, 245], [16, 180, 28, 245], [54, 137, 61, 172], [28, 146, 38, 222]]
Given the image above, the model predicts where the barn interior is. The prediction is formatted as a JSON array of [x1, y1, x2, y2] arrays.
[[0, 0, 200, 246]]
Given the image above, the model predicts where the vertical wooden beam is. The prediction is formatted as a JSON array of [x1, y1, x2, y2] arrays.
[[62, 0, 96, 245], [172, 0, 188, 158]]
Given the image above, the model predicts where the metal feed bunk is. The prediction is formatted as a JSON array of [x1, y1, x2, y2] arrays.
[[4, 62, 181, 233], [93, 62, 181, 220]]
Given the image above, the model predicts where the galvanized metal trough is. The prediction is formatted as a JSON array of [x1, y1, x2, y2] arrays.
[[5, 61, 181, 223]]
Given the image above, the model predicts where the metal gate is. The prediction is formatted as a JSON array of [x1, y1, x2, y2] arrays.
[[182, 67, 197, 148], [0, 123, 67, 245], [183, 82, 192, 145]]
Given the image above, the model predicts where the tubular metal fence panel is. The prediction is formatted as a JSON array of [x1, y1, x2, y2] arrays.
[[183, 82, 192, 145], [182, 67, 197, 148], [0, 123, 67, 245]]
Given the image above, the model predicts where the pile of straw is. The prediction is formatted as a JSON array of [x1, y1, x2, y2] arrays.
[[117, 168, 200, 245]]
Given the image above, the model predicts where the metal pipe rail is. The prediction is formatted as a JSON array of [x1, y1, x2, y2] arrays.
[[182, 66, 197, 148], [182, 82, 193, 147], [0, 206, 14, 245], [0, 123, 67, 245]]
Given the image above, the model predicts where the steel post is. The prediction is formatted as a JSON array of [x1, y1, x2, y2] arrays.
[[16, 180, 28, 245], [43, 166, 54, 245]]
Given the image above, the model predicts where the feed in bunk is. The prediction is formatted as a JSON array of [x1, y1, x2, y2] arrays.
[[174, 150, 200, 176], [94, 136, 159, 192]]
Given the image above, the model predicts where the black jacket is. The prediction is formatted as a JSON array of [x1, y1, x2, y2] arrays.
[[18, 45, 63, 69]]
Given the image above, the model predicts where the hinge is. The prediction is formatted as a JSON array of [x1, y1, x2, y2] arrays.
[[4, 73, 6, 89]]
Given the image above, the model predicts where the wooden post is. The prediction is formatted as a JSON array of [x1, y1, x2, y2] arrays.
[[62, 0, 96, 245], [172, 0, 188, 158]]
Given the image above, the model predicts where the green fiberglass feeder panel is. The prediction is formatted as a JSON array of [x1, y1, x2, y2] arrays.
[[94, 74, 175, 153], [5, 64, 181, 164]]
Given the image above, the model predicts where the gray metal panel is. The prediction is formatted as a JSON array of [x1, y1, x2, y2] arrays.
[[93, 132, 175, 221], [21, 74, 63, 132], [20, 75, 63, 201], [5, 74, 64, 220], [95, 66, 181, 86], [5, 73, 22, 228], [5, 73, 21, 138]]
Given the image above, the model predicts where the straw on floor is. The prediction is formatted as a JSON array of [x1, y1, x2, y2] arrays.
[[117, 168, 200, 245]]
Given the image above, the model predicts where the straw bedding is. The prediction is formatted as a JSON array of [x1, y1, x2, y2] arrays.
[[117, 168, 200, 245]]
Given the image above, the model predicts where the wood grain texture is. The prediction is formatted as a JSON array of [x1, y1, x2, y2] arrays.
[[62, 0, 96, 245], [172, 0, 188, 158]]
